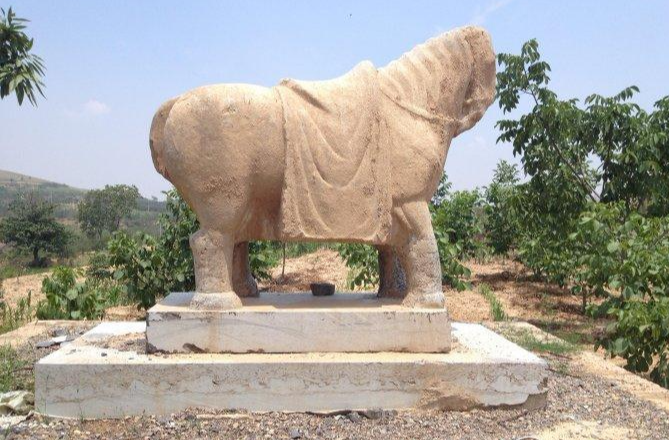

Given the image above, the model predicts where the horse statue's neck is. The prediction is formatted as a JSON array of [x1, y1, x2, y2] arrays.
[[378, 26, 494, 136]]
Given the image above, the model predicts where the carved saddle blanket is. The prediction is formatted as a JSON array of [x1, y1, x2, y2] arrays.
[[275, 61, 391, 243]]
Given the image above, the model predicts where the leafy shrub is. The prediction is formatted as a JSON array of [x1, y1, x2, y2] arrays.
[[432, 189, 487, 259], [37, 266, 109, 320], [249, 241, 279, 281], [106, 189, 277, 309], [484, 161, 520, 254], [566, 203, 669, 386], [338, 244, 378, 289], [434, 230, 471, 291]]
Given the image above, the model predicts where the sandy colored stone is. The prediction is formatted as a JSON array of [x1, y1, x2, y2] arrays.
[[149, 26, 496, 309], [146, 292, 451, 353], [35, 322, 546, 418]]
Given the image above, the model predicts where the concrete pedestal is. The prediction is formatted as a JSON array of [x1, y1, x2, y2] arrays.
[[146, 292, 451, 353], [35, 322, 547, 418]]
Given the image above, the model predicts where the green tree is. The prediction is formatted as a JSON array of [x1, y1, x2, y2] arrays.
[[484, 160, 520, 254], [0, 193, 70, 266], [0, 7, 45, 106], [77, 184, 140, 240]]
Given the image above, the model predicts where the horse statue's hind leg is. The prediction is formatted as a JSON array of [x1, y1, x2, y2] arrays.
[[395, 202, 444, 308], [232, 241, 259, 297], [376, 245, 407, 298], [189, 228, 243, 309]]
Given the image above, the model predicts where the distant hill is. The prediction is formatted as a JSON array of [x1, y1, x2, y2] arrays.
[[0, 169, 165, 235]]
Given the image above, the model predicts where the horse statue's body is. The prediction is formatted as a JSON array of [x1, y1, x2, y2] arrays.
[[149, 26, 496, 310]]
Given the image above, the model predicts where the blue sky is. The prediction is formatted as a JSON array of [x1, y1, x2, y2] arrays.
[[1, 1, 667, 198]]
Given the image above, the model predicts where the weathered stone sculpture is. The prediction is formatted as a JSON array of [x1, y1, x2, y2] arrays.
[[149, 25, 496, 310]]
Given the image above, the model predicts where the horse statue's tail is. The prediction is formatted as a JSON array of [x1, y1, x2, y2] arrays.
[[149, 97, 179, 181]]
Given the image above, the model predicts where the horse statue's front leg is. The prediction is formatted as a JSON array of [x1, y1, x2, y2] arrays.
[[394, 202, 445, 308]]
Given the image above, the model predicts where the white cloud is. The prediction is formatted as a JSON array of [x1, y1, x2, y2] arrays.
[[83, 99, 110, 115], [470, 0, 512, 25]]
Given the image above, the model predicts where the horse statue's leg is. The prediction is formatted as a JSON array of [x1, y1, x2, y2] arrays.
[[376, 245, 407, 298], [395, 202, 445, 308], [232, 241, 259, 297], [189, 229, 243, 309]]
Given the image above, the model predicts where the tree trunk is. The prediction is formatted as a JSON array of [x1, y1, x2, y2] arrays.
[[281, 242, 286, 278], [32, 247, 40, 267]]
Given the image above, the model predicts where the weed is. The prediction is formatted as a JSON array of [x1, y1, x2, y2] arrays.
[[0, 285, 34, 335], [478, 283, 508, 321], [0, 344, 32, 392], [504, 328, 579, 356]]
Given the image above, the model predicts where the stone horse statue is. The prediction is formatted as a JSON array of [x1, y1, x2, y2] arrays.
[[149, 26, 496, 310]]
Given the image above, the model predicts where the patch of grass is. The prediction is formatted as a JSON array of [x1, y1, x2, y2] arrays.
[[478, 283, 508, 321], [504, 328, 579, 356], [0, 264, 50, 281], [0, 344, 33, 392], [0, 283, 35, 335]]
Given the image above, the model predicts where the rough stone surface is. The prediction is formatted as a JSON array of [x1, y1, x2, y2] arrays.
[[35, 321, 546, 418], [148, 26, 496, 309], [146, 292, 451, 353]]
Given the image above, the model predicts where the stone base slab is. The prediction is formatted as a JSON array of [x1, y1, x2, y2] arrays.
[[35, 322, 547, 418], [146, 292, 451, 353]]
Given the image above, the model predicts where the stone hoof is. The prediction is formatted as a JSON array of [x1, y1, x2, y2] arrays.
[[190, 292, 242, 310], [401, 292, 445, 309], [235, 279, 259, 298]]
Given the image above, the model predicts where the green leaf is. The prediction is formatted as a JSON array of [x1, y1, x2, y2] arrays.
[[606, 241, 621, 253]]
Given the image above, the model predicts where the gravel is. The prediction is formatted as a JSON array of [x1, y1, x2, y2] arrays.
[[6, 353, 669, 440]]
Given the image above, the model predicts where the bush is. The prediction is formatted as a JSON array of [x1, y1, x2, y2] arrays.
[[434, 230, 471, 291], [338, 244, 378, 289], [106, 189, 278, 309], [484, 161, 520, 254], [432, 189, 487, 260], [567, 203, 669, 386], [37, 266, 109, 320]]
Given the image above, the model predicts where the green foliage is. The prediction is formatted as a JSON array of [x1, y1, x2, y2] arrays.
[[0, 7, 45, 106], [106, 189, 276, 309], [502, 328, 579, 356], [0, 193, 71, 266], [566, 203, 669, 386], [37, 266, 112, 320], [434, 230, 471, 291], [495, 39, 669, 388], [484, 160, 520, 254], [77, 184, 140, 242], [106, 232, 169, 310], [0, 344, 31, 392], [338, 244, 378, 289], [478, 282, 507, 321], [432, 188, 486, 259], [249, 241, 278, 281], [0, 281, 34, 334]]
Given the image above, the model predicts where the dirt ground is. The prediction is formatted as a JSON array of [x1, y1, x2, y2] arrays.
[[2, 251, 669, 439], [263, 249, 352, 292], [4, 322, 669, 439], [0, 272, 47, 308]]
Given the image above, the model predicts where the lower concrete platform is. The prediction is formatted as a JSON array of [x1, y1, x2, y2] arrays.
[[147, 292, 451, 353], [35, 322, 547, 418]]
